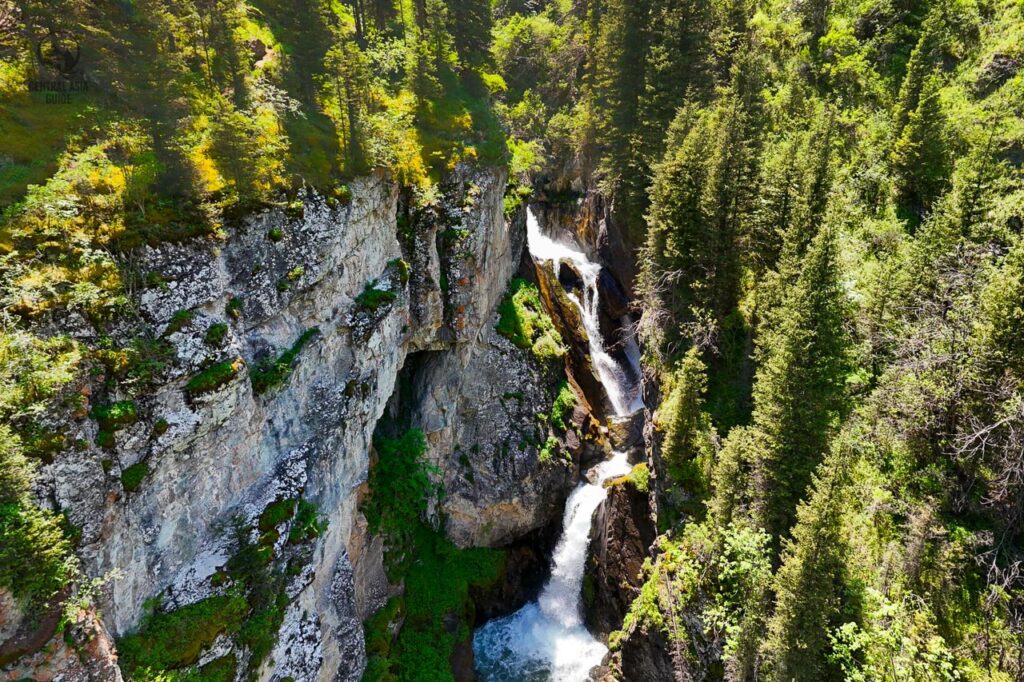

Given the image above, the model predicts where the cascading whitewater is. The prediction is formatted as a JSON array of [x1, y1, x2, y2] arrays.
[[473, 208, 643, 681], [524, 210, 644, 417], [473, 453, 633, 681]]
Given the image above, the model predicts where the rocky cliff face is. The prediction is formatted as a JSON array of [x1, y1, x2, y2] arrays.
[[585, 465, 656, 636], [7, 165, 575, 681]]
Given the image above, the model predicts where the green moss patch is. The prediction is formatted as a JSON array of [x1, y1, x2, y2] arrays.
[[496, 278, 565, 362], [356, 283, 397, 313], [121, 462, 150, 492], [117, 594, 249, 674], [258, 498, 296, 532], [204, 323, 229, 347], [250, 329, 319, 395], [185, 359, 245, 396], [91, 400, 138, 432], [549, 381, 577, 432]]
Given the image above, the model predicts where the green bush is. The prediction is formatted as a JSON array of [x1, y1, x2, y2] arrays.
[[250, 329, 319, 395], [356, 283, 397, 312], [0, 501, 73, 612], [121, 463, 150, 492], [226, 297, 243, 320], [165, 310, 194, 336], [495, 279, 565, 362], [549, 380, 577, 431], [96, 430, 115, 449], [268, 227, 284, 242], [538, 436, 560, 464], [288, 499, 326, 543], [117, 593, 249, 674], [258, 499, 296, 532], [184, 359, 244, 396], [91, 400, 138, 432], [204, 323, 228, 347]]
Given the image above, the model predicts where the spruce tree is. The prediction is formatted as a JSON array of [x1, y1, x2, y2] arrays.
[[891, 74, 951, 223], [750, 226, 850, 542], [658, 347, 716, 498], [892, 12, 941, 140], [446, 0, 492, 67], [762, 451, 852, 680], [639, 107, 714, 360]]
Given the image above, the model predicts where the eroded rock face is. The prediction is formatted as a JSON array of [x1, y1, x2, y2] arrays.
[[585, 468, 656, 636], [409, 325, 575, 548], [12, 164, 571, 681]]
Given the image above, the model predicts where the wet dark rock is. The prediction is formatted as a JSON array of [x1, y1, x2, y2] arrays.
[[584, 471, 657, 636]]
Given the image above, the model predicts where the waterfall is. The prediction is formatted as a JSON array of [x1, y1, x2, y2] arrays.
[[524, 210, 643, 417], [473, 453, 632, 681], [472, 208, 643, 681]]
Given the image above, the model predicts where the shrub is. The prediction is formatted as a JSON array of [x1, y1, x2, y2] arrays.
[[165, 309, 194, 335], [356, 282, 397, 312], [538, 436, 560, 464], [185, 358, 244, 396], [258, 499, 296, 532], [121, 462, 150, 492], [495, 279, 565, 361], [288, 499, 327, 543], [96, 430, 115, 449], [204, 323, 229, 347], [549, 381, 577, 432], [91, 400, 138, 432], [117, 593, 249, 674], [250, 329, 319, 395], [0, 501, 73, 612], [268, 227, 284, 242], [152, 418, 169, 437], [226, 297, 243, 320]]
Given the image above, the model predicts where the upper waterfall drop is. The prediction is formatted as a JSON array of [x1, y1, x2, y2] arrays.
[[525, 209, 644, 416]]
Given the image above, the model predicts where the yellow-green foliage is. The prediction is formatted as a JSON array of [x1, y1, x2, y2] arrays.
[[496, 278, 566, 362]]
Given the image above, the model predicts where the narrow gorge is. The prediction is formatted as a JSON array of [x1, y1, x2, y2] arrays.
[[3, 0, 1023, 680]]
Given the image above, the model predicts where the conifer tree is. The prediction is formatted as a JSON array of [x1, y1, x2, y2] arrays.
[[446, 0, 492, 67], [593, 0, 651, 238], [658, 347, 716, 498], [979, 241, 1024, 378], [891, 74, 951, 223], [762, 451, 852, 680], [750, 226, 850, 542], [639, 107, 714, 360], [892, 12, 941, 140]]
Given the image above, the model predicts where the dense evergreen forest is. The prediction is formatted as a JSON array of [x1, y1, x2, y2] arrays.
[[1, 0, 1024, 679]]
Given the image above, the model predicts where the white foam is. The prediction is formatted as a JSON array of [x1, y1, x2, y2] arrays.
[[473, 453, 632, 681], [525, 210, 643, 417]]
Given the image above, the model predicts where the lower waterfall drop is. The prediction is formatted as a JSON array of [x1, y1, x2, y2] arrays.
[[472, 453, 632, 681], [473, 208, 643, 681]]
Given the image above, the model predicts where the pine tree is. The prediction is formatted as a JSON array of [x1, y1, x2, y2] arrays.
[[892, 11, 941, 140], [762, 451, 853, 680], [593, 0, 651, 239], [446, 0, 492, 67], [979, 241, 1024, 379], [657, 347, 716, 498], [750, 226, 850, 542], [699, 78, 760, 324], [638, 106, 714, 360], [891, 74, 951, 224], [755, 108, 835, 320]]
